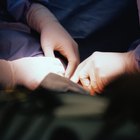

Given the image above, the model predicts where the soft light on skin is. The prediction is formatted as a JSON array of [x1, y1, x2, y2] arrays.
[[71, 51, 130, 95], [11, 57, 65, 90]]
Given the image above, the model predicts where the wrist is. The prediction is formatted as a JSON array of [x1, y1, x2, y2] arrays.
[[26, 3, 58, 33]]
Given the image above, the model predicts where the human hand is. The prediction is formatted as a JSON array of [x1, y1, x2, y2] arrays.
[[71, 51, 137, 95], [40, 21, 80, 78], [27, 3, 80, 78], [10, 57, 65, 90]]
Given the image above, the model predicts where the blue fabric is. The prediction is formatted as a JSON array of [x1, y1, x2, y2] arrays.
[[0, 0, 138, 38], [6, 0, 31, 22], [0, 0, 139, 60], [0, 28, 43, 60], [34, 0, 138, 38]]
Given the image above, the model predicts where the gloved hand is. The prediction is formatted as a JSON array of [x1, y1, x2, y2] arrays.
[[71, 51, 138, 95], [40, 20, 79, 78], [27, 3, 80, 78], [10, 57, 65, 90]]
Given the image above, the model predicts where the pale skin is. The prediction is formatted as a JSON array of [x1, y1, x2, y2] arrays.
[[27, 3, 80, 78], [10, 57, 65, 90], [71, 50, 139, 95]]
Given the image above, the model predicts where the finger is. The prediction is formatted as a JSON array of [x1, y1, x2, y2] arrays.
[[94, 73, 104, 93], [93, 65, 104, 93], [78, 71, 96, 95], [90, 71, 101, 93], [80, 77, 90, 87], [65, 60, 78, 78], [78, 66, 91, 88], [61, 44, 80, 78], [43, 47, 55, 57], [65, 53, 80, 78], [89, 87, 95, 96], [70, 66, 81, 83]]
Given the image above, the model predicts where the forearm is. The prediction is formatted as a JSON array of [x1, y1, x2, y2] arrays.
[[0, 60, 15, 89], [26, 3, 58, 33]]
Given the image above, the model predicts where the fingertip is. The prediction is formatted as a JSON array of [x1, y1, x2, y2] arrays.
[[82, 84, 95, 96], [65, 65, 73, 78], [65, 72, 70, 78], [65, 59, 79, 78], [44, 48, 55, 57], [86, 84, 95, 96], [90, 89, 95, 96], [70, 75, 79, 83]]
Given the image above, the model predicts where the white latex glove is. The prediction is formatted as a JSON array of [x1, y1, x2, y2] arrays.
[[40, 21, 80, 78], [71, 51, 138, 95], [10, 57, 65, 90], [27, 3, 80, 78]]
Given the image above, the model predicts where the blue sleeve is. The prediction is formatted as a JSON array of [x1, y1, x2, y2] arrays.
[[134, 44, 140, 67], [6, 0, 49, 22], [129, 39, 140, 68]]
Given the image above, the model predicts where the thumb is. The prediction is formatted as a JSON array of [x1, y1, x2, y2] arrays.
[[78, 73, 95, 95], [65, 62, 76, 78], [70, 69, 80, 83], [71, 62, 86, 83], [43, 46, 55, 57]]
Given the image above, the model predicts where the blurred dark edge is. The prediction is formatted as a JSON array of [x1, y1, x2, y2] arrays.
[[0, 73, 140, 140]]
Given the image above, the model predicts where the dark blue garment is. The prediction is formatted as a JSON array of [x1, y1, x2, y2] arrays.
[[0, 25, 43, 60], [1, 0, 139, 38], [6, 0, 31, 22], [0, 0, 140, 60], [0, 0, 31, 22], [45, 0, 138, 38], [129, 39, 140, 67]]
